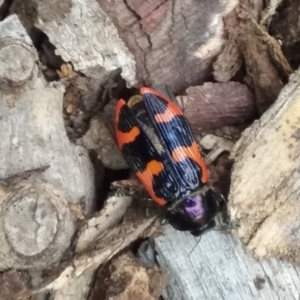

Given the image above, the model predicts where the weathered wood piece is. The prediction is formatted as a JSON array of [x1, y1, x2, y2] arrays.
[[229, 68, 300, 264], [177, 82, 256, 129], [0, 182, 76, 270], [213, 0, 293, 114], [0, 14, 94, 270], [38, 216, 157, 293], [0, 14, 95, 300], [0, 15, 95, 213], [12, 0, 238, 93], [155, 224, 300, 300], [76, 196, 132, 253], [98, 0, 238, 92]]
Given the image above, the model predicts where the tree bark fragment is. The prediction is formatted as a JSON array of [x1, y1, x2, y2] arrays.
[[155, 224, 300, 300], [177, 82, 256, 129], [213, 0, 293, 114], [229, 68, 300, 265], [0, 14, 94, 272], [11, 0, 239, 93]]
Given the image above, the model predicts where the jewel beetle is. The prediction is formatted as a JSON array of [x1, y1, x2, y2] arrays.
[[114, 86, 226, 236]]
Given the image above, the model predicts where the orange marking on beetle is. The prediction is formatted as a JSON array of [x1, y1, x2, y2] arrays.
[[136, 160, 166, 206], [116, 126, 140, 149], [146, 159, 164, 176], [115, 99, 140, 148], [115, 98, 126, 124], [154, 102, 183, 123], [140, 87, 183, 123], [155, 109, 178, 123], [172, 142, 208, 183], [141, 87, 171, 102]]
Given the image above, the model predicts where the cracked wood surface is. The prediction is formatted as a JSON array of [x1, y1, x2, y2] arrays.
[[155, 225, 300, 300], [0, 15, 93, 272], [98, 0, 237, 93], [11, 0, 238, 93], [0, 15, 95, 300]]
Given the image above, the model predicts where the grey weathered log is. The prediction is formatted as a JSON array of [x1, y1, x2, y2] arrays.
[[229, 68, 300, 264], [0, 14, 94, 271], [0, 182, 76, 270], [0, 15, 95, 213], [0, 15, 38, 89], [12, 0, 238, 93], [0, 16, 139, 299], [155, 224, 300, 300]]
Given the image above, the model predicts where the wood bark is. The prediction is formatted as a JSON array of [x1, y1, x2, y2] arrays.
[[155, 224, 300, 300], [177, 82, 256, 129], [0, 14, 92, 271], [229, 67, 300, 265], [213, 0, 293, 114], [11, 0, 238, 93]]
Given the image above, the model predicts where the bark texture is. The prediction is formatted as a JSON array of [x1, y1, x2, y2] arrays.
[[213, 0, 293, 114], [229, 68, 300, 265], [0, 14, 93, 271], [155, 224, 300, 300], [11, 0, 238, 93], [177, 82, 256, 129]]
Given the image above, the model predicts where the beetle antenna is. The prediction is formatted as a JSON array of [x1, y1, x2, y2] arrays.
[[188, 236, 202, 256]]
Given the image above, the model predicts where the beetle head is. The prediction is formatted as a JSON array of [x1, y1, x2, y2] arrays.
[[166, 188, 227, 234]]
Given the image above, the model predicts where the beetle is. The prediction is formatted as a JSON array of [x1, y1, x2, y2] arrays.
[[114, 86, 226, 236]]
